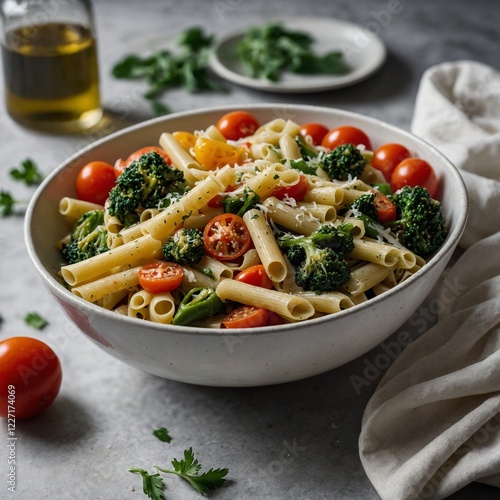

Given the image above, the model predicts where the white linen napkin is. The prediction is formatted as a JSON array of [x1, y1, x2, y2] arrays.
[[359, 60, 500, 500]]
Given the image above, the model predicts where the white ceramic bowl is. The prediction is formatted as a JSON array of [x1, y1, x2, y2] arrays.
[[25, 104, 468, 387]]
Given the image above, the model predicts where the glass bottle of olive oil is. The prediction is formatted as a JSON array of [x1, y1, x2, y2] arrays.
[[1, 1, 102, 133]]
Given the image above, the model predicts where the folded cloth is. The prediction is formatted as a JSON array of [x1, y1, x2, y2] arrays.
[[359, 60, 500, 500]]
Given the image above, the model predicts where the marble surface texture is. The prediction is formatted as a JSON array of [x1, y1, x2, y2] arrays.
[[1, 0, 499, 499]]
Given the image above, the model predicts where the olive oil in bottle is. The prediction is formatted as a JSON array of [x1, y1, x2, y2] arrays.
[[2, 22, 102, 133]]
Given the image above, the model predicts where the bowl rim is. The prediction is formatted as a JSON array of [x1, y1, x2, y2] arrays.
[[24, 103, 469, 338]]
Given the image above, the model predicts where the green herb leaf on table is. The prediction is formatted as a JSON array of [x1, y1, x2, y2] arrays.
[[25, 312, 49, 330], [236, 21, 349, 81], [111, 26, 224, 116], [152, 427, 172, 443], [9, 158, 44, 186], [0, 191, 16, 217], [155, 447, 229, 496], [129, 468, 166, 500]]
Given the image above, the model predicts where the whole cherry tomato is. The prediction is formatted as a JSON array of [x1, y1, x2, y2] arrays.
[[76, 161, 116, 205], [391, 158, 439, 198], [321, 126, 372, 151], [217, 111, 260, 141], [299, 123, 329, 146], [371, 143, 411, 182], [0, 337, 62, 419]]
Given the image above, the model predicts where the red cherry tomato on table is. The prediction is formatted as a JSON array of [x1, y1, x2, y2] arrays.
[[234, 264, 274, 289], [371, 143, 411, 182], [271, 175, 309, 202], [138, 261, 184, 294], [299, 122, 329, 146], [0, 337, 62, 419], [221, 305, 269, 329], [76, 161, 116, 205], [372, 190, 397, 223], [216, 111, 260, 141], [391, 158, 439, 198], [113, 146, 171, 178], [321, 126, 372, 151], [203, 213, 252, 261]]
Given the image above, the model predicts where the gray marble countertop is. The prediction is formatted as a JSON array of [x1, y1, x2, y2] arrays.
[[1, 1, 499, 499]]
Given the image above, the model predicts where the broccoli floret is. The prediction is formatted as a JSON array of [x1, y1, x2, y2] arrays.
[[320, 143, 366, 181], [107, 151, 185, 227], [348, 193, 379, 221], [162, 227, 204, 265], [390, 186, 447, 257], [278, 224, 354, 293], [61, 210, 108, 264], [222, 186, 260, 216]]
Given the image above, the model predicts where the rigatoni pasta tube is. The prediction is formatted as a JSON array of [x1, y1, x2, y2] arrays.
[[292, 291, 355, 313], [343, 263, 394, 296], [279, 133, 301, 159], [349, 238, 416, 269], [149, 293, 176, 323], [243, 209, 287, 282], [141, 166, 236, 241], [62, 235, 162, 286], [263, 197, 320, 236], [58, 197, 103, 221], [71, 266, 141, 302], [216, 279, 314, 322], [159, 132, 204, 184]]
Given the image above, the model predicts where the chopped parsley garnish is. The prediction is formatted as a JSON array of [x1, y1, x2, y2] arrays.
[[25, 312, 49, 330], [152, 427, 172, 443]]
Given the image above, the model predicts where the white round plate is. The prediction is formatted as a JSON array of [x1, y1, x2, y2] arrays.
[[210, 17, 387, 93]]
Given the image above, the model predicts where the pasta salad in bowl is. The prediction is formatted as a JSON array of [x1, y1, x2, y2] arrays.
[[25, 104, 467, 386]]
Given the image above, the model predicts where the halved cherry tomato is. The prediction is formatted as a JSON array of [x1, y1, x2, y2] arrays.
[[113, 146, 171, 178], [299, 122, 329, 145], [371, 143, 411, 182], [138, 261, 184, 293], [271, 175, 309, 202], [0, 337, 62, 419], [391, 158, 439, 198], [172, 131, 196, 151], [234, 264, 274, 289], [217, 111, 260, 141], [203, 213, 251, 261], [321, 126, 372, 151], [221, 305, 269, 328], [76, 160, 116, 205], [372, 190, 397, 223], [194, 137, 245, 170]]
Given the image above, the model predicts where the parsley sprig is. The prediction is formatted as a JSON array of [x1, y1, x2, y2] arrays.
[[129, 448, 228, 498], [10, 158, 44, 186], [111, 26, 224, 116], [129, 469, 166, 500], [1, 158, 44, 217]]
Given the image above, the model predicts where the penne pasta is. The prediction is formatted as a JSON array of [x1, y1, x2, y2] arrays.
[[216, 279, 314, 322], [54, 113, 445, 330], [243, 209, 287, 282]]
